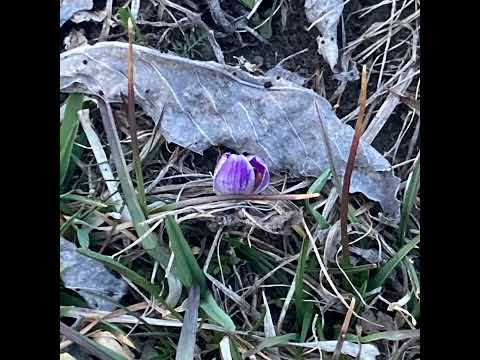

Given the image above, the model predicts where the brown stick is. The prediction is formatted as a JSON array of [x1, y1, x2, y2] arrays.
[[339, 65, 368, 267], [126, 18, 147, 211], [332, 297, 356, 360]]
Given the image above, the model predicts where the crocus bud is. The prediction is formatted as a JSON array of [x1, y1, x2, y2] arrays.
[[213, 153, 270, 195]]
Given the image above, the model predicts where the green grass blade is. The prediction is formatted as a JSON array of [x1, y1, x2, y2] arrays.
[[295, 237, 309, 326], [165, 215, 207, 293], [60, 94, 84, 187], [77, 248, 161, 298], [60, 207, 84, 235], [399, 155, 420, 243], [346, 329, 420, 343], [240, 0, 256, 10], [229, 338, 242, 360], [63, 132, 87, 192], [244, 334, 297, 358], [76, 227, 90, 249], [60, 193, 111, 208], [300, 302, 314, 342], [305, 169, 331, 229], [367, 236, 420, 291], [200, 293, 236, 331], [164, 216, 235, 331]]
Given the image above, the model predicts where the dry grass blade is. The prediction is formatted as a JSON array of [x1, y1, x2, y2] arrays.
[[77, 109, 126, 217], [126, 18, 146, 211], [332, 297, 356, 360], [153, 193, 320, 212], [339, 65, 368, 267], [176, 286, 200, 360], [97, 99, 170, 266]]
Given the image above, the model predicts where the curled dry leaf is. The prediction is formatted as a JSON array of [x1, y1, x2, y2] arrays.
[[91, 331, 135, 359], [60, 237, 128, 311], [60, 354, 77, 360], [60, 42, 401, 220], [60, 0, 93, 27], [64, 29, 88, 52], [305, 0, 344, 71], [71, 9, 107, 24]]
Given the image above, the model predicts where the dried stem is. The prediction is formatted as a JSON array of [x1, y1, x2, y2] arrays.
[[332, 297, 356, 360], [152, 193, 320, 212], [127, 18, 147, 212], [339, 65, 368, 268]]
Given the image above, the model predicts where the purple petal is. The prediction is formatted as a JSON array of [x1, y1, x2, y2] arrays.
[[214, 153, 231, 177], [247, 155, 270, 194], [213, 154, 255, 194]]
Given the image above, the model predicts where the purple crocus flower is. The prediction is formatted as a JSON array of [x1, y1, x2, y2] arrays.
[[213, 153, 270, 195]]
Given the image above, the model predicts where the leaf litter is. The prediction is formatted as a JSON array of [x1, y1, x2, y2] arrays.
[[60, 41, 401, 220], [60, 236, 128, 311], [60, 0, 93, 27]]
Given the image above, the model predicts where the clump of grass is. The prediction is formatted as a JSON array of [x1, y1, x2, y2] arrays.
[[60, 1, 420, 359]]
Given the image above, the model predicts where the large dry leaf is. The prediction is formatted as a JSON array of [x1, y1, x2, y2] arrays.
[[60, 42, 401, 220]]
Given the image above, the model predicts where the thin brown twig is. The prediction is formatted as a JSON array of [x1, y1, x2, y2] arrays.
[[340, 65, 368, 267], [126, 18, 147, 212], [332, 297, 356, 360]]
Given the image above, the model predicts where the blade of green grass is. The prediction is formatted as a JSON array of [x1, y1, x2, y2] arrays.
[[77, 248, 161, 298], [60, 193, 111, 208], [229, 339, 242, 360], [76, 227, 90, 249], [328, 264, 377, 275], [398, 154, 420, 243], [63, 131, 87, 192], [244, 334, 297, 358], [201, 292, 236, 332], [165, 215, 207, 293], [60, 207, 85, 235], [116, 7, 142, 41], [346, 329, 420, 343], [60, 94, 84, 187], [165, 215, 235, 331], [240, 0, 256, 9], [295, 237, 309, 327], [305, 169, 331, 229], [367, 235, 420, 291], [300, 302, 314, 342], [411, 299, 420, 320]]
